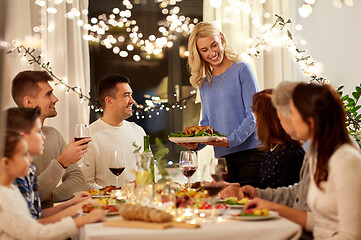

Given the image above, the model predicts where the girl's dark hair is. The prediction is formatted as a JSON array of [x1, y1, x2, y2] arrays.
[[3, 130, 23, 158], [252, 89, 300, 151], [292, 83, 351, 189]]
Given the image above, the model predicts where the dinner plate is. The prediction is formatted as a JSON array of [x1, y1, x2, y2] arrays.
[[232, 211, 279, 221], [168, 136, 218, 143], [227, 204, 244, 209]]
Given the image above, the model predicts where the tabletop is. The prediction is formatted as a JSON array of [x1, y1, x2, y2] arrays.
[[78, 213, 302, 240]]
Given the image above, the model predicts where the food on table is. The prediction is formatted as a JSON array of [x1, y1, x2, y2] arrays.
[[240, 208, 269, 216], [117, 204, 173, 223], [86, 185, 121, 196], [168, 126, 225, 137], [82, 204, 118, 214], [93, 197, 123, 205], [198, 202, 228, 210], [220, 197, 249, 205]]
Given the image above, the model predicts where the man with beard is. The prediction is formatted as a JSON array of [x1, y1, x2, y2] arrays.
[[80, 74, 146, 189], [11, 71, 89, 207]]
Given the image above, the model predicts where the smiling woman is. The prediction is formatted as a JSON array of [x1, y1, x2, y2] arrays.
[[181, 22, 263, 184]]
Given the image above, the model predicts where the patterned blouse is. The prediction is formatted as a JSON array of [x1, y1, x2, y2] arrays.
[[257, 144, 305, 189], [14, 164, 42, 219]]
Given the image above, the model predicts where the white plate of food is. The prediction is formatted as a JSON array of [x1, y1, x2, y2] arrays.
[[232, 210, 279, 221], [168, 136, 218, 143]]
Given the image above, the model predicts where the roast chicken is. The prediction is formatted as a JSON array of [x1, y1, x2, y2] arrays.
[[183, 125, 214, 136]]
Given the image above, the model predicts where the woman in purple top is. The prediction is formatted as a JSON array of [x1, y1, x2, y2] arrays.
[[180, 22, 263, 183]]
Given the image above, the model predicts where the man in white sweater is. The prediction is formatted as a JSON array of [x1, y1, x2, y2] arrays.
[[11, 71, 89, 207], [81, 75, 146, 189]]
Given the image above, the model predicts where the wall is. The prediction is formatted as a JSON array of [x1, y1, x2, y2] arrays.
[[293, 1, 361, 95]]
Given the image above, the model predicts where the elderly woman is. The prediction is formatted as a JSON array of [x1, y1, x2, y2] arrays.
[[244, 83, 361, 240]]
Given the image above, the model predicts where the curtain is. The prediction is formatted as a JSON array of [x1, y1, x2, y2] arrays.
[[2, 0, 90, 142], [196, 0, 297, 172], [203, 0, 296, 89]]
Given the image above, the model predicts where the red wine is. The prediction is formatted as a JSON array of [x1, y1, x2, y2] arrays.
[[109, 167, 125, 176], [222, 172, 228, 181], [74, 137, 91, 145], [182, 167, 197, 178], [204, 185, 222, 197]]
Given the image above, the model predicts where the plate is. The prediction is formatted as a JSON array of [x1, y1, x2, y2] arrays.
[[168, 136, 218, 143], [232, 211, 279, 221], [227, 204, 244, 209], [195, 208, 226, 216], [90, 195, 111, 198]]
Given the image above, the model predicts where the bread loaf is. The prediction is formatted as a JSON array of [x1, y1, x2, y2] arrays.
[[117, 204, 173, 223]]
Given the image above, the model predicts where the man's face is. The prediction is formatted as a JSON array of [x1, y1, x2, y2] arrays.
[[23, 118, 45, 156], [110, 83, 135, 120], [276, 110, 297, 139], [29, 82, 58, 120], [289, 100, 312, 142]]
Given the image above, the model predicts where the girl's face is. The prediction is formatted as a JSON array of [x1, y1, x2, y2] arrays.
[[9, 139, 31, 178], [23, 118, 45, 156], [196, 34, 225, 67], [290, 100, 313, 141]]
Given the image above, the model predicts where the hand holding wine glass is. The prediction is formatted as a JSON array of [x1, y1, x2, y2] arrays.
[[109, 150, 126, 188], [75, 124, 91, 167], [179, 151, 198, 190]]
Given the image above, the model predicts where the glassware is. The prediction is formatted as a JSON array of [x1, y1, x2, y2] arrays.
[[109, 150, 125, 188], [179, 150, 198, 190], [75, 124, 91, 167], [203, 157, 228, 221]]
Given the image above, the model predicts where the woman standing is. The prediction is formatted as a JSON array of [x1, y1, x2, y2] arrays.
[[244, 83, 361, 239], [182, 22, 263, 183]]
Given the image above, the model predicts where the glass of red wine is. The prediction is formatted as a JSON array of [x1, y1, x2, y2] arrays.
[[179, 150, 198, 190], [75, 124, 91, 167], [205, 157, 228, 220], [109, 150, 126, 188]]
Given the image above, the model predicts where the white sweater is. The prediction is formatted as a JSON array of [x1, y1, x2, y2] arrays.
[[81, 119, 146, 188], [306, 144, 361, 240], [0, 185, 77, 240]]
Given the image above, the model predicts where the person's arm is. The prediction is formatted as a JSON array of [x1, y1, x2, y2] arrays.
[[37, 160, 66, 201], [225, 63, 259, 148], [39, 198, 99, 224], [51, 163, 89, 202], [0, 192, 78, 240], [258, 185, 298, 207], [41, 192, 91, 218], [328, 147, 361, 239]]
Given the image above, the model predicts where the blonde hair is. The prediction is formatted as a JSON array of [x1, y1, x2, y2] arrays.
[[187, 22, 240, 88]]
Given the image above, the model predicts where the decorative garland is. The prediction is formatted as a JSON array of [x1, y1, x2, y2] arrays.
[[5, 14, 326, 118]]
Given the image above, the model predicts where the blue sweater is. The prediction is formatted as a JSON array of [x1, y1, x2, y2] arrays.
[[199, 61, 260, 158]]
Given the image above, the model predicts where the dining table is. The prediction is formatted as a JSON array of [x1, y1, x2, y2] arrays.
[[78, 210, 302, 240]]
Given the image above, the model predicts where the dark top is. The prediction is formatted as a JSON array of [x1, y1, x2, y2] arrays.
[[257, 144, 305, 189]]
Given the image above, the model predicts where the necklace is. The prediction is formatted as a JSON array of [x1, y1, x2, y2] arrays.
[[213, 71, 226, 91]]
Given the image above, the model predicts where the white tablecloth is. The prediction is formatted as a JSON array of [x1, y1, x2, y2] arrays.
[[79, 215, 302, 240]]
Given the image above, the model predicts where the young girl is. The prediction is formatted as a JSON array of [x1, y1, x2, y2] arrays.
[[181, 21, 263, 184], [0, 131, 105, 240], [244, 83, 361, 239]]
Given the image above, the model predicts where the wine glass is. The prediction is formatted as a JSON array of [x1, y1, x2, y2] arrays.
[[204, 157, 228, 220], [109, 150, 126, 188], [75, 124, 91, 167], [179, 151, 198, 190]]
